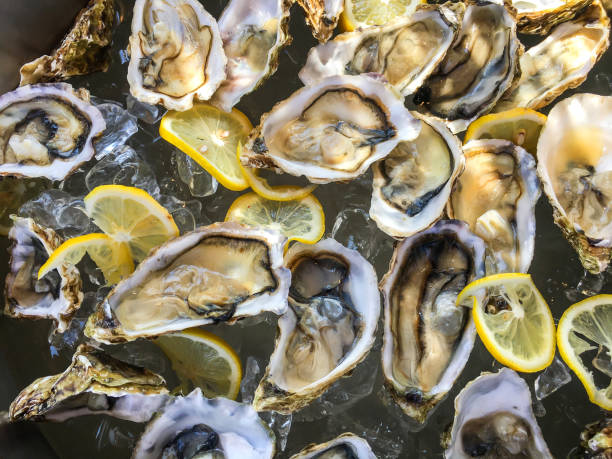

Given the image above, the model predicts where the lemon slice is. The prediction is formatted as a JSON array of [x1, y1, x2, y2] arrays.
[[156, 328, 242, 400], [340, 0, 421, 31], [457, 273, 556, 373], [84, 185, 179, 262], [464, 108, 547, 156], [557, 295, 612, 410], [160, 103, 251, 191], [225, 191, 325, 244], [38, 233, 134, 285]]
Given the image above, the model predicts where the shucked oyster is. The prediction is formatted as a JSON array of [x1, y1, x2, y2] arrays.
[[0, 83, 105, 180], [241, 75, 420, 183], [380, 220, 486, 423], [5, 216, 82, 333], [127, 0, 227, 111], [133, 388, 275, 459], [85, 223, 290, 343], [9, 344, 169, 423], [298, 0, 344, 43], [510, 0, 592, 34], [254, 239, 380, 413], [291, 433, 376, 459], [299, 3, 464, 97]]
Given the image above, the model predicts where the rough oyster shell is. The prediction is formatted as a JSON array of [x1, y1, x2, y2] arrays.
[[578, 417, 612, 458], [298, 0, 344, 43], [291, 433, 376, 458], [511, 0, 593, 34]]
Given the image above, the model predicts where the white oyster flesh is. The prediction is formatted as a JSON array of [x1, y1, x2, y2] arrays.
[[5, 216, 82, 333], [297, 0, 344, 43], [241, 74, 420, 183], [0, 83, 105, 180], [448, 139, 541, 274], [127, 0, 227, 111], [254, 238, 380, 413], [413, 0, 521, 133], [299, 3, 463, 96], [444, 368, 552, 458], [133, 388, 275, 459], [9, 344, 169, 423], [495, 0, 610, 112], [291, 433, 376, 459], [212, 0, 292, 112], [370, 113, 464, 238], [380, 220, 486, 423], [537, 93, 612, 273], [84, 223, 290, 343]]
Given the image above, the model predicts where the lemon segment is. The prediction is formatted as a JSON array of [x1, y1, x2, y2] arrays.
[[557, 295, 612, 410], [38, 233, 134, 285], [457, 273, 556, 373], [340, 0, 421, 31], [160, 104, 251, 191], [225, 191, 325, 244], [156, 328, 242, 400]]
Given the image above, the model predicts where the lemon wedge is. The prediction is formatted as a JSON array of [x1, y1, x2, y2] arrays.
[[340, 0, 421, 31]]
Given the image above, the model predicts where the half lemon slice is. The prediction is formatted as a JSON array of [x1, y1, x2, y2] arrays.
[[340, 0, 420, 31]]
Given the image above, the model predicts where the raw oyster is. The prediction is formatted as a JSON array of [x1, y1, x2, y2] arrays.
[[511, 0, 592, 34], [443, 368, 552, 458], [537, 93, 612, 273], [495, 0, 610, 112], [370, 113, 464, 238], [413, 0, 522, 133], [127, 0, 227, 111], [447, 139, 540, 274], [254, 238, 379, 413], [291, 433, 376, 458], [299, 3, 463, 97], [0, 83, 105, 180], [298, 0, 344, 43], [380, 220, 485, 423], [212, 0, 293, 112], [85, 223, 290, 343], [577, 417, 612, 458], [241, 74, 420, 183], [19, 0, 116, 86], [5, 216, 82, 333], [9, 344, 169, 423], [132, 388, 275, 459]]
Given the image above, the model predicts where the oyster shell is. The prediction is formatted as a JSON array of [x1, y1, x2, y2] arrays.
[[495, 0, 610, 112], [127, 0, 227, 111], [254, 238, 379, 413], [9, 344, 169, 423], [241, 74, 420, 184], [132, 388, 275, 459], [370, 113, 464, 238], [0, 83, 105, 180], [212, 0, 293, 112], [447, 139, 540, 274], [380, 220, 486, 423], [298, 0, 344, 43], [5, 216, 82, 333], [291, 433, 376, 458], [85, 223, 290, 343], [298, 3, 464, 97], [413, 0, 522, 133], [537, 93, 612, 273], [443, 368, 552, 458], [578, 417, 612, 458], [511, 0, 592, 34]]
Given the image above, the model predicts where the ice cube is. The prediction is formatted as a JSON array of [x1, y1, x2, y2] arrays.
[[126, 94, 163, 124], [174, 150, 218, 198], [535, 356, 572, 400], [92, 98, 138, 159]]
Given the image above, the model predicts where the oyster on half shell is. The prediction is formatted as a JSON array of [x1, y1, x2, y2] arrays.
[[291, 433, 376, 459], [297, 0, 344, 43]]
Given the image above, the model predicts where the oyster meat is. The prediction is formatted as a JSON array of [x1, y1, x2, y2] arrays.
[[127, 0, 227, 111], [299, 3, 463, 97], [9, 344, 169, 423], [447, 139, 541, 274], [380, 220, 486, 423], [443, 368, 552, 458], [5, 216, 82, 333], [254, 238, 380, 413], [298, 0, 344, 43], [85, 223, 290, 343], [291, 433, 376, 459], [132, 388, 275, 459], [577, 417, 612, 458], [370, 113, 464, 238], [0, 83, 105, 180], [241, 74, 420, 183], [510, 0, 592, 34]]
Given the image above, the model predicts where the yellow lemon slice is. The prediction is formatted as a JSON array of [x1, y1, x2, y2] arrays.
[[160, 103, 251, 191], [38, 233, 133, 285], [156, 328, 242, 400], [84, 185, 179, 262], [464, 108, 547, 156], [457, 273, 556, 373], [340, 0, 421, 31], [225, 191, 325, 244], [557, 295, 612, 410]]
